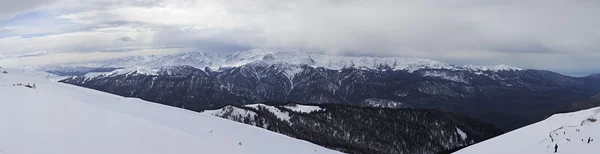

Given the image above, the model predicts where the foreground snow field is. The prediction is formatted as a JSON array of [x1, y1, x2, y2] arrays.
[[0, 68, 341, 154], [455, 106, 600, 154]]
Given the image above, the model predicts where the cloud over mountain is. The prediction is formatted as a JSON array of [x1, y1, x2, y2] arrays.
[[0, 0, 599, 75]]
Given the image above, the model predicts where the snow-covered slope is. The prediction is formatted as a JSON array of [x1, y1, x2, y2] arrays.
[[0, 68, 341, 154], [0, 68, 66, 81], [203, 104, 325, 123], [454, 107, 600, 154]]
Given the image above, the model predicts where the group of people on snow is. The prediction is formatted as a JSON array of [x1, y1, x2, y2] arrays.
[[552, 129, 594, 153], [555, 137, 594, 153], [12, 83, 36, 89]]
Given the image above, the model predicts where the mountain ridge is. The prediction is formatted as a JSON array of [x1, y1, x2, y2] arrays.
[[562, 92, 600, 113], [58, 61, 600, 131]]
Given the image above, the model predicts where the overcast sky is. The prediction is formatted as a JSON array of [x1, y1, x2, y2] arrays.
[[0, 0, 599, 76]]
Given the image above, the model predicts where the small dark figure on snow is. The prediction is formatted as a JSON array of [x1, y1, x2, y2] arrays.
[[589, 137, 592, 144], [554, 144, 558, 153]]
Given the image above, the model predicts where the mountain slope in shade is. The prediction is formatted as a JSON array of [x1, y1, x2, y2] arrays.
[[59, 63, 600, 131], [563, 93, 600, 112], [202, 103, 503, 154], [454, 107, 600, 154], [0, 68, 341, 154]]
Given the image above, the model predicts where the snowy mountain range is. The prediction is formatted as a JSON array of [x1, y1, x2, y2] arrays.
[[455, 106, 600, 154], [38, 49, 523, 76], [7, 49, 595, 132], [0, 68, 341, 154]]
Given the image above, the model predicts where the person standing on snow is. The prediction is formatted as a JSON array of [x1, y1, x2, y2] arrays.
[[589, 137, 592, 144], [554, 144, 558, 153]]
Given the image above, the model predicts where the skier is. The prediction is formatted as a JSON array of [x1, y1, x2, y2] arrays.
[[554, 144, 558, 153], [589, 137, 592, 144]]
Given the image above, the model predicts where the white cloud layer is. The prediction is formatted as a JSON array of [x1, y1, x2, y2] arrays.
[[0, 0, 599, 75], [0, 0, 59, 19]]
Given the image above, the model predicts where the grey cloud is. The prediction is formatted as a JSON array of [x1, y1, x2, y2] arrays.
[[17, 50, 47, 57], [0, 50, 48, 59], [150, 27, 259, 52], [484, 41, 560, 54], [2, 0, 600, 75], [118, 36, 133, 42]]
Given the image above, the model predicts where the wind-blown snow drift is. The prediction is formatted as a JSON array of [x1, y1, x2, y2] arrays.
[[0, 68, 341, 154], [454, 106, 600, 154]]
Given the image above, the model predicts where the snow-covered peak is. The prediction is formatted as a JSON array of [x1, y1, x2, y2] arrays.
[[455, 107, 600, 154], [0, 67, 341, 154], [462, 64, 524, 72], [83, 67, 159, 79]]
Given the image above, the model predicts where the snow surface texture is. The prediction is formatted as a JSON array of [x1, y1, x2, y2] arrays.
[[202, 106, 258, 121], [205, 104, 324, 122], [282, 104, 324, 113], [455, 107, 600, 154], [361, 98, 411, 108], [456, 127, 468, 140], [38, 49, 523, 77], [0, 68, 341, 154], [244, 104, 291, 122], [422, 70, 469, 84]]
